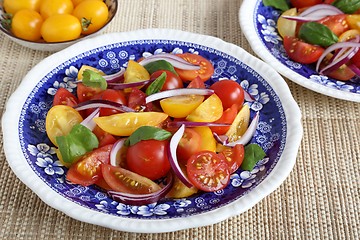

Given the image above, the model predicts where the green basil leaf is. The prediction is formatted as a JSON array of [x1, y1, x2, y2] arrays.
[[262, 0, 289, 11], [143, 60, 178, 75], [240, 144, 266, 171], [146, 72, 166, 95], [332, 0, 360, 13], [125, 126, 172, 146], [82, 69, 107, 90], [56, 124, 99, 163], [299, 22, 338, 47]]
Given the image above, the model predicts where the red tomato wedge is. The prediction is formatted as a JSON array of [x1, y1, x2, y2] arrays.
[[210, 104, 238, 135], [283, 36, 325, 64], [66, 144, 112, 186], [218, 144, 245, 173], [187, 151, 230, 192], [53, 88, 78, 107], [318, 14, 350, 37], [177, 128, 202, 164], [175, 53, 214, 82], [101, 164, 161, 194]]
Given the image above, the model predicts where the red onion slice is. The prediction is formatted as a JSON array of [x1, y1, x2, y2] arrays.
[[103, 68, 125, 83], [80, 108, 100, 131], [74, 99, 135, 112], [110, 139, 126, 167], [167, 121, 230, 128], [320, 47, 358, 75], [145, 88, 214, 103], [348, 64, 360, 77], [168, 124, 194, 188], [139, 53, 201, 70], [107, 79, 154, 90], [107, 173, 174, 205], [283, 4, 343, 22]]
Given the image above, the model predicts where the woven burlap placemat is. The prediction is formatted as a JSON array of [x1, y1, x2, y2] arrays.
[[0, 0, 359, 239]]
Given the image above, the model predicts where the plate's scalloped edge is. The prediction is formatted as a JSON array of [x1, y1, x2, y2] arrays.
[[239, 0, 360, 103], [1, 28, 302, 233]]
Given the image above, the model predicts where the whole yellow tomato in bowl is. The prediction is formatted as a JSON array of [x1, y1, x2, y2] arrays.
[[0, 0, 118, 51]]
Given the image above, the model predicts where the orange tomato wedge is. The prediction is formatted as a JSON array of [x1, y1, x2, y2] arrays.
[[186, 94, 223, 122]]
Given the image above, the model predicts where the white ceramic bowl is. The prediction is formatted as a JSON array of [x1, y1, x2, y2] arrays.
[[0, 0, 118, 52]]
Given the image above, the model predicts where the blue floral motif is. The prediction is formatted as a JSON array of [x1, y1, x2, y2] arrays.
[[35, 156, 64, 176], [133, 203, 171, 216], [28, 143, 56, 158], [47, 66, 77, 95], [257, 14, 282, 45]]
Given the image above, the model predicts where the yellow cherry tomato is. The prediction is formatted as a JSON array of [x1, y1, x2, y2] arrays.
[[124, 60, 150, 84], [193, 126, 217, 152], [346, 14, 360, 31], [277, 8, 297, 38], [72, 0, 102, 7], [160, 95, 204, 118], [226, 104, 250, 142], [72, 0, 109, 35], [94, 112, 169, 136], [3, 0, 41, 15], [166, 174, 198, 198], [40, 0, 74, 19], [41, 14, 82, 42], [11, 9, 43, 41], [186, 94, 223, 122], [45, 105, 83, 147], [338, 29, 360, 42]]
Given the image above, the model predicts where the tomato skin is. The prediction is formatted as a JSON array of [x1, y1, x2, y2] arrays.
[[318, 14, 350, 36], [11, 9, 43, 41], [177, 128, 202, 164], [218, 144, 245, 173], [97, 89, 127, 116], [127, 87, 153, 111], [76, 82, 103, 103], [3, 0, 41, 15], [210, 104, 238, 135], [175, 53, 214, 82], [126, 140, 171, 180], [187, 151, 230, 192], [150, 70, 184, 90], [41, 14, 81, 42], [53, 88, 78, 107], [66, 144, 112, 186], [72, 0, 109, 35], [40, 0, 74, 19], [210, 80, 245, 110], [290, 0, 322, 9], [283, 36, 325, 64], [101, 164, 161, 194]]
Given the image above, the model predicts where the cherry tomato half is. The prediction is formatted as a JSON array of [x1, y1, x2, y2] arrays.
[[283, 36, 325, 64], [318, 14, 350, 37], [175, 53, 214, 82], [66, 144, 112, 186], [210, 80, 245, 110], [97, 89, 127, 116], [126, 140, 171, 180], [53, 88, 78, 107], [150, 70, 184, 90], [187, 151, 230, 192], [210, 104, 238, 135], [11, 9, 43, 42], [218, 144, 245, 173], [177, 128, 202, 164]]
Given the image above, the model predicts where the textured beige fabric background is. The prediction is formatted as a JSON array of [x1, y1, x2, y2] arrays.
[[0, 0, 359, 239]]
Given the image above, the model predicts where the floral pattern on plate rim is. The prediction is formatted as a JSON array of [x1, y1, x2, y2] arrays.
[[19, 39, 286, 219], [254, 1, 360, 95]]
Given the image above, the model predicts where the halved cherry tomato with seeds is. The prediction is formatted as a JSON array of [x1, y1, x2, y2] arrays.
[[283, 36, 325, 64], [175, 53, 214, 82], [218, 144, 245, 173], [53, 88, 78, 107]]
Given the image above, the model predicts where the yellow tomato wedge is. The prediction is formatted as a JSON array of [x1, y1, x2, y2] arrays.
[[225, 104, 250, 142], [277, 8, 297, 38], [77, 65, 105, 80], [186, 94, 223, 122], [160, 95, 204, 118], [346, 15, 360, 31], [45, 105, 83, 147], [193, 126, 217, 152], [94, 112, 168, 136], [166, 174, 198, 198], [338, 29, 360, 42], [124, 60, 150, 84]]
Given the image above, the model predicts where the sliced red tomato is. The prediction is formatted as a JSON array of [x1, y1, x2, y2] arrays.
[[187, 151, 230, 192], [290, 0, 322, 9], [210, 80, 245, 110], [150, 70, 184, 90], [175, 53, 214, 82], [97, 89, 127, 116], [127, 87, 153, 111], [186, 76, 205, 88], [76, 82, 103, 103], [66, 144, 112, 186], [92, 126, 117, 147], [101, 164, 161, 194], [318, 14, 350, 37], [177, 128, 202, 164], [94, 177, 112, 190], [283, 36, 325, 64], [53, 88, 78, 107], [210, 104, 238, 135], [327, 65, 356, 81], [126, 140, 171, 180], [218, 144, 245, 173]]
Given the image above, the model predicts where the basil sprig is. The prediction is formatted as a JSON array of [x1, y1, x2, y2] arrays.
[[146, 72, 166, 95], [82, 69, 107, 90], [298, 22, 338, 47], [241, 144, 266, 171], [332, 0, 360, 13], [262, 0, 289, 11], [125, 126, 172, 146]]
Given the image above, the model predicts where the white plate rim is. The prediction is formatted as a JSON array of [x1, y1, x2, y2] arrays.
[[239, 0, 360, 103], [2, 28, 303, 233]]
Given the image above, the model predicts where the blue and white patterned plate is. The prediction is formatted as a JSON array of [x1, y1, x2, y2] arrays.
[[240, 0, 360, 102], [2, 29, 302, 233]]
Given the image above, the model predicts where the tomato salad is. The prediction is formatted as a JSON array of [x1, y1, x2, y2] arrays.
[[263, 0, 360, 81], [45, 52, 266, 205]]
